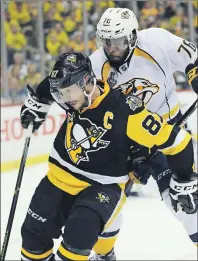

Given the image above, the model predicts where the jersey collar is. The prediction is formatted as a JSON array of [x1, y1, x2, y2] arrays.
[[81, 80, 110, 113]]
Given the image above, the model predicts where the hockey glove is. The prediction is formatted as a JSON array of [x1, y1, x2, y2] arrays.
[[169, 172, 198, 214], [20, 85, 52, 132], [128, 156, 154, 185], [185, 59, 198, 94]]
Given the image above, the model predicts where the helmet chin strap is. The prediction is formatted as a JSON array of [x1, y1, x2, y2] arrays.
[[83, 77, 97, 107]]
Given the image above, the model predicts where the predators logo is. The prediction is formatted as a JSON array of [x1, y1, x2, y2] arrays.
[[65, 113, 110, 164], [117, 78, 159, 104]]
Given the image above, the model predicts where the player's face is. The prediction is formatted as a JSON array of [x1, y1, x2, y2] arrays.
[[99, 36, 129, 63], [60, 84, 86, 110]]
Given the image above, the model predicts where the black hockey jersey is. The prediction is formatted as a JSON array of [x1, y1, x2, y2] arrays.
[[46, 81, 193, 195]]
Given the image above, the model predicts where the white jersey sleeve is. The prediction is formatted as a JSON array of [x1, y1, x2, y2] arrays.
[[163, 29, 197, 72], [138, 28, 197, 73], [89, 48, 108, 80]]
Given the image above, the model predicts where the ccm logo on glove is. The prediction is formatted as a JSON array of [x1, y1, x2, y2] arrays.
[[27, 98, 42, 110], [173, 184, 197, 191]]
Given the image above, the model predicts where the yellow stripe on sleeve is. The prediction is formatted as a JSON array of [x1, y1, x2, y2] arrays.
[[102, 61, 111, 81], [161, 103, 180, 120], [161, 132, 191, 155], [127, 109, 174, 148]]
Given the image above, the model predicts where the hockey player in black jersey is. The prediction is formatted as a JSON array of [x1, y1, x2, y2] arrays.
[[20, 53, 197, 261]]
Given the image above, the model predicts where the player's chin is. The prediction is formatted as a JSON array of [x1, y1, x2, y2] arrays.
[[73, 103, 82, 111], [109, 56, 121, 62], [67, 101, 80, 110]]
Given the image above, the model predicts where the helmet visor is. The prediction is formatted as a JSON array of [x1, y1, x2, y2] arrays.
[[97, 34, 129, 52], [51, 84, 84, 110], [49, 78, 88, 110]]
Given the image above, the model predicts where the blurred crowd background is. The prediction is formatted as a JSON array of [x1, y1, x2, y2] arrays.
[[1, 0, 197, 104]]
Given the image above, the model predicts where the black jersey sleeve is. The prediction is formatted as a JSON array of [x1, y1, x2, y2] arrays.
[[35, 76, 54, 103]]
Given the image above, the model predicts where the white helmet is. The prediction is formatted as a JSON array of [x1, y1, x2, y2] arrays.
[[97, 8, 138, 66]]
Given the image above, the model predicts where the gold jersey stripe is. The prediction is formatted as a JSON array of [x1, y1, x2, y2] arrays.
[[47, 162, 91, 195], [162, 133, 191, 155], [134, 47, 156, 64], [101, 61, 111, 81], [58, 245, 88, 260], [21, 248, 53, 259], [127, 109, 174, 148], [81, 82, 110, 113], [161, 103, 180, 120]]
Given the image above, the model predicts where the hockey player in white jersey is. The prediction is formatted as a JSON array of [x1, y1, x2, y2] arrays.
[[88, 7, 198, 261]]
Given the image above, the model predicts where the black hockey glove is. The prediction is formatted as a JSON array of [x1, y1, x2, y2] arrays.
[[128, 156, 154, 185], [127, 145, 156, 185], [185, 59, 198, 94], [169, 172, 198, 214], [20, 85, 52, 132]]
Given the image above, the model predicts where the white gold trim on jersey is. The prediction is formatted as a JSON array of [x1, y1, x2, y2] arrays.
[[161, 103, 180, 121], [50, 147, 129, 184], [54, 253, 62, 260], [103, 190, 126, 230], [161, 129, 189, 155]]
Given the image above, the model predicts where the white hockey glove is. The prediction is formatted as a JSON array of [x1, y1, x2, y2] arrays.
[[169, 173, 198, 214], [20, 85, 52, 132]]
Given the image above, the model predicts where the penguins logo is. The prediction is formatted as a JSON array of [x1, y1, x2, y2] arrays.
[[117, 78, 159, 104], [66, 54, 76, 63], [65, 113, 110, 164]]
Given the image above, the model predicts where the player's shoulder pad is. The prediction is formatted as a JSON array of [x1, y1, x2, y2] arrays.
[[137, 28, 172, 61], [138, 28, 172, 50], [125, 94, 144, 114], [138, 28, 171, 42]]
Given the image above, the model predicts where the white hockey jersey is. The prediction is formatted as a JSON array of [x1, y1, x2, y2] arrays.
[[90, 28, 197, 121]]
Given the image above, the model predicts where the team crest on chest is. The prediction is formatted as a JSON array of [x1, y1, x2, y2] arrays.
[[117, 78, 159, 104], [65, 113, 110, 164]]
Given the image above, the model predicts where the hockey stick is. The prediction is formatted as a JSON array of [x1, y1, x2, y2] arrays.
[[0, 123, 34, 261], [126, 98, 198, 195], [175, 98, 198, 127], [149, 97, 198, 161]]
